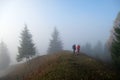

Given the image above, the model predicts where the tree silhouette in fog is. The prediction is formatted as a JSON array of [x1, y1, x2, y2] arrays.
[[17, 25, 36, 62], [81, 43, 93, 56], [111, 12, 120, 69], [93, 41, 103, 60], [0, 41, 10, 70], [48, 27, 63, 54]]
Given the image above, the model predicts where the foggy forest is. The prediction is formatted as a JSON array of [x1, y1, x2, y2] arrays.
[[0, 0, 120, 80]]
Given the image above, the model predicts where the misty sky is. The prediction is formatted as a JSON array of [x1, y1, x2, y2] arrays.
[[0, 0, 120, 63]]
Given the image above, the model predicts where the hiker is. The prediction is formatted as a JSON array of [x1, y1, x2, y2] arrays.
[[77, 45, 80, 53], [72, 44, 76, 53]]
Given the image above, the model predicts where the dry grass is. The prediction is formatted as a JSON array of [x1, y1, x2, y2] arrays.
[[1, 51, 120, 80]]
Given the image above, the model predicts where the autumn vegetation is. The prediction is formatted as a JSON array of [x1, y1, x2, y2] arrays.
[[1, 51, 120, 80]]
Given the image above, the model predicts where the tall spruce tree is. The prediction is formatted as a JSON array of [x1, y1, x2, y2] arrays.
[[48, 27, 63, 54], [111, 12, 120, 69], [0, 41, 10, 70], [17, 25, 36, 62]]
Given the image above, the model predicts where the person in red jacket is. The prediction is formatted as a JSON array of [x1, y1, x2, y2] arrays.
[[77, 45, 80, 53]]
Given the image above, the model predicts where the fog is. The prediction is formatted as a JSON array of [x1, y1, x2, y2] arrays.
[[0, 0, 120, 65]]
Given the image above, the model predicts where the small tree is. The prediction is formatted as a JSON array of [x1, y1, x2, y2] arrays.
[[111, 12, 120, 69], [0, 41, 10, 70], [48, 27, 63, 54], [93, 41, 103, 60], [103, 43, 111, 62], [81, 43, 95, 57], [17, 25, 36, 62]]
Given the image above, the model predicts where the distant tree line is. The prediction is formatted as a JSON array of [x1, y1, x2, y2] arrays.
[[81, 41, 111, 62], [81, 12, 120, 70]]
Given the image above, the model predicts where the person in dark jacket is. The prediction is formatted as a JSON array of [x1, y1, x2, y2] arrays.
[[72, 44, 76, 53]]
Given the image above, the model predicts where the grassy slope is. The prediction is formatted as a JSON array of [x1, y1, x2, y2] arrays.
[[1, 51, 120, 80]]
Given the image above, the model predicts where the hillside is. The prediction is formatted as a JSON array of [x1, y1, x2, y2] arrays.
[[1, 51, 120, 80]]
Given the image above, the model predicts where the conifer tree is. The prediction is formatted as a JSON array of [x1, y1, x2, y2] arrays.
[[17, 25, 36, 62], [111, 12, 120, 69], [0, 41, 10, 70], [48, 27, 63, 54]]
